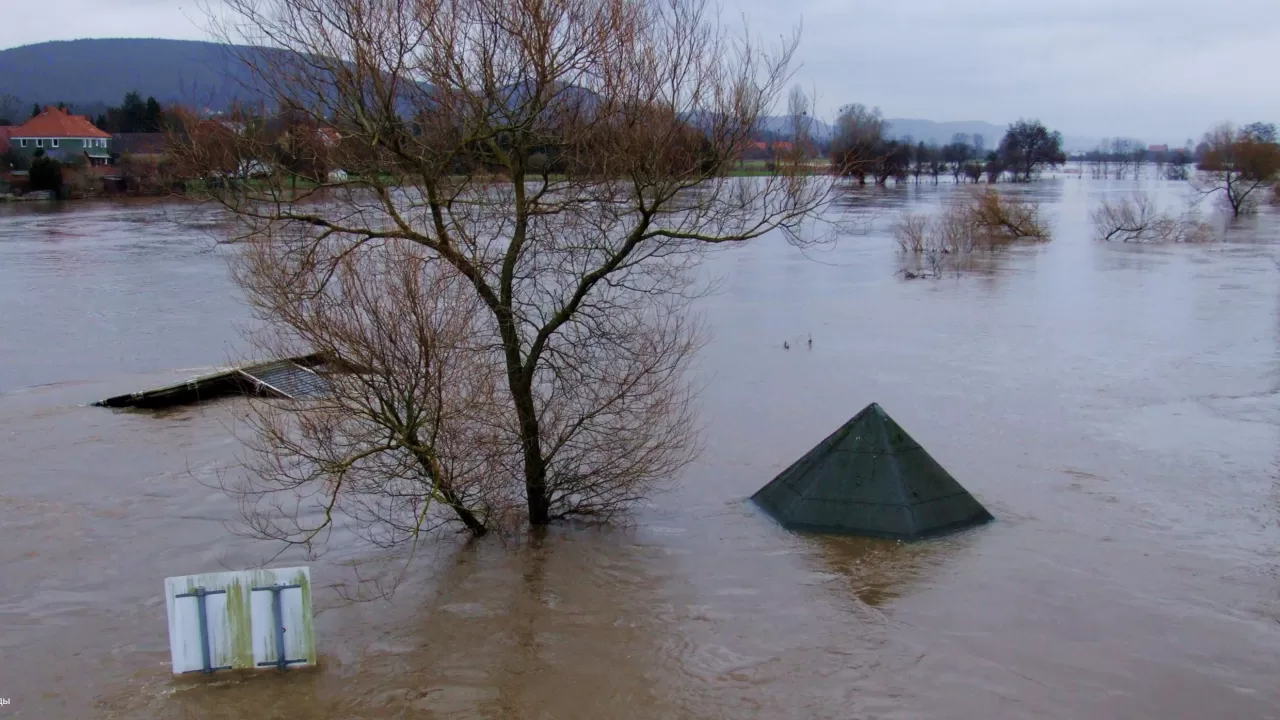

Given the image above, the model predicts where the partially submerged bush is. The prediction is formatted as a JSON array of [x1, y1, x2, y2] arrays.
[[968, 188, 1049, 241], [891, 190, 1049, 278], [891, 189, 1049, 264], [1091, 193, 1214, 243], [893, 213, 929, 253]]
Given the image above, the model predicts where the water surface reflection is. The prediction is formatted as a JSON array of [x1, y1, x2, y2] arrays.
[[2, 180, 1280, 718]]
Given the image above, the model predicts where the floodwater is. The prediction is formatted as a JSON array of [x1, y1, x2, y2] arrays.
[[2, 177, 1280, 719]]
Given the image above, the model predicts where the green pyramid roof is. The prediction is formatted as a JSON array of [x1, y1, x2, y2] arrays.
[[751, 403, 992, 540]]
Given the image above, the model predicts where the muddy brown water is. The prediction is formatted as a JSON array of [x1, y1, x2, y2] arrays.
[[2, 180, 1280, 719]]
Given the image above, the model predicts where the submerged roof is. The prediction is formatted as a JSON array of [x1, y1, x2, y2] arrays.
[[752, 403, 992, 540], [93, 353, 331, 409]]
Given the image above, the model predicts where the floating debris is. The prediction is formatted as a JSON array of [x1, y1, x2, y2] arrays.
[[93, 353, 331, 409], [752, 402, 993, 540]]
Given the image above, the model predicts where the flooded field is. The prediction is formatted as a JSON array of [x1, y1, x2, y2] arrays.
[[2, 177, 1279, 719]]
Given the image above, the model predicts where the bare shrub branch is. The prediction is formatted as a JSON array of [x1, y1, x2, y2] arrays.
[[891, 188, 1048, 277], [968, 188, 1048, 241], [1090, 193, 1214, 243], [229, 242, 510, 548], [892, 213, 928, 253]]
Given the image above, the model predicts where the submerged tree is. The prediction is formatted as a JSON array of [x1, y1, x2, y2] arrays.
[[944, 133, 973, 183], [829, 103, 886, 184], [1193, 123, 1280, 217], [998, 119, 1065, 182], [179, 0, 831, 543], [1090, 193, 1213, 243], [1166, 144, 1194, 180]]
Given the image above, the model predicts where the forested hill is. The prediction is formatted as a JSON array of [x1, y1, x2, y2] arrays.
[[0, 38, 267, 112], [1, 39, 1104, 150]]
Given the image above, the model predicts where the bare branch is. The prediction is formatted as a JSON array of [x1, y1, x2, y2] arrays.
[[1091, 192, 1215, 243]]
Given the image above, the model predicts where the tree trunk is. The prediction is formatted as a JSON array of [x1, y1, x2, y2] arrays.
[[511, 379, 552, 525], [440, 485, 489, 536], [414, 449, 488, 536], [492, 273, 554, 526]]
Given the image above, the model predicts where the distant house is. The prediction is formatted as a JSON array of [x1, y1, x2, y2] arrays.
[[739, 139, 802, 162], [1148, 144, 1169, 154], [9, 107, 112, 166], [740, 140, 770, 161]]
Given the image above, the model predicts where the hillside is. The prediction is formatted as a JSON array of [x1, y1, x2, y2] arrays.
[[0, 38, 270, 113]]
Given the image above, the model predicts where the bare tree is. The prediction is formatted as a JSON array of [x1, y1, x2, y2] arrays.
[[997, 119, 1065, 182], [1192, 123, 1280, 217], [983, 153, 1005, 184], [911, 140, 927, 184], [830, 103, 886, 184], [963, 160, 983, 184], [945, 133, 971, 184], [1090, 193, 1214, 243], [1131, 143, 1147, 180], [1087, 139, 1110, 179], [926, 142, 943, 184], [180, 0, 831, 539], [1110, 138, 1141, 180], [1166, 144, 1193, 180]]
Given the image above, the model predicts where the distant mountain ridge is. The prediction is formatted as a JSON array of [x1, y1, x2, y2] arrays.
[[1, 39, 1105, 151], [0, 38, 271, 113], [882, 118, 1005, 147]]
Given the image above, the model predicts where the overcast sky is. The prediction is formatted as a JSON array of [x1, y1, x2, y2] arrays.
[[3, 0, 1277, 142]]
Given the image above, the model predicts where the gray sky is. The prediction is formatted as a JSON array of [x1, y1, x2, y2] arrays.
[[3, 0, 1277, 143]]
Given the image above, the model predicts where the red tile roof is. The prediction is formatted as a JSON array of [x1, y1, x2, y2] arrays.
[[13, 107, 111, 139]]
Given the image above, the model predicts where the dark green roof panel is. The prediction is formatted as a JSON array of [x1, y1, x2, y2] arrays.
[[752, 403, 993, 540]]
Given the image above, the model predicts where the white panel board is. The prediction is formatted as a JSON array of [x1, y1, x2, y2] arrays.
[[163, 567, 315, 674]]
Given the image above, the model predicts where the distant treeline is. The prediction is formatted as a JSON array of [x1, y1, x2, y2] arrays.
[[1071, 123, 1277, 181], [826, 104, 1067, 184]]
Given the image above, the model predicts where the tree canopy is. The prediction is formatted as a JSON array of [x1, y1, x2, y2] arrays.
[[96, 92, 166, 133], [1194, 123, 1280, 217], [998, 120, 1065, 182]]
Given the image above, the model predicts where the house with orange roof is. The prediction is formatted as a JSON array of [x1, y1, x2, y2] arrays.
[[9, 107, 113, 166]]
